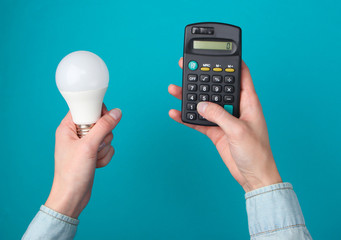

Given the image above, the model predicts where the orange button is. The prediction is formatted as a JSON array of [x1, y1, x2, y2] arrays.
[[201, 67, 210, 71], [213, 67, 223, 72], [225, 68, 235, 73]]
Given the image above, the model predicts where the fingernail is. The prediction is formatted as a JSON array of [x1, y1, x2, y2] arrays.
[[197, 102, 208, 114], [109, 108, 122, 120]]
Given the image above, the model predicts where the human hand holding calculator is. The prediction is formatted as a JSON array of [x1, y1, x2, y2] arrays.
[[168, 23, 282, 192]]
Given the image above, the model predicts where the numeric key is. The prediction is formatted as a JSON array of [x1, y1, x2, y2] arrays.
[[200, 84, 210, 92], [200, 94, 209, 101], [212, 85, 222, 93], [187, 112, 197, 120], [187, 84, 197, 91], [187, 93, 197, 101], [211, 95, 222, 102], [187, 103, 196, 110]]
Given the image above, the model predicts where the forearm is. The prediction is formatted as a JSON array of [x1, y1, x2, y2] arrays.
[[22, 205, 78, 240], [245, 183, 312, 240]]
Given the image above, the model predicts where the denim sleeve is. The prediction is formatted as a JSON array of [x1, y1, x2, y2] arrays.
[[245, 182, 312, 240], [22, 205, 78, 240]]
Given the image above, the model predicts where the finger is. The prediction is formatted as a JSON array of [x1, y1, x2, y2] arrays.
[[86, 108, 122, 147], [57, 111, 78, 139], [97, 144, 111, 159], [169, 109, 209, 135], [102, 103, 109, 115], [98, 132, 114, 151], [241, 61, 256, 92], [178, 57, 183, 69], [197, 102, 241, 137], [97, 146, 115, 168], [168, 84, 182, 100], [61, 111, 74, 125]]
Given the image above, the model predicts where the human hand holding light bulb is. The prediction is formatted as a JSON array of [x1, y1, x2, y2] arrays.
[[45, 51, 122, 218]]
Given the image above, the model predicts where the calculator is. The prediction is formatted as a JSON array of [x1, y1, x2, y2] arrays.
[[181, 22, 241, 126]]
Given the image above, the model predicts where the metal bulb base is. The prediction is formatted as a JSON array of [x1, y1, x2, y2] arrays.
[[76, 123, 95, 138]]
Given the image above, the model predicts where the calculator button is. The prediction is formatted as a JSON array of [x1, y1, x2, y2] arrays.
[[212, 75, 222, 83], [224, 86, 234, 93], [199, 27, 214, 35], [187, 112, 197, 120], [187, 94, 197, 101], [200, 75, 210, 82], [188, 61, 198, 71], [224, 75, 235, 83], [225, 68, 235, 73], [212, 95, 222, 102], [224, 95, 234, 103], [192, 27, 200, 34], [187, 103, 196, 110], [199, 84, 210, 92], [213, 67, 223, 72], [212, 85, 222, 93], [188, 74, 198, 82], [224, 105, 234, 115], [187, 84, 197, 91], [200, 94, 209, 101], [200, 67, 210, 71]]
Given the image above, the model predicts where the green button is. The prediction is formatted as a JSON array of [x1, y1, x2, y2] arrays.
[[188, 61, 198, 71], [224, 105, 234, 115]]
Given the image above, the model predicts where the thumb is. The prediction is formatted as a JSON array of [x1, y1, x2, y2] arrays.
[[86, 108, 122, 146], [197, 102, 240, 137]]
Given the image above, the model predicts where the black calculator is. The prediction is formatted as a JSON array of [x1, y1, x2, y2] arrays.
[[181, 22, 241, 126]]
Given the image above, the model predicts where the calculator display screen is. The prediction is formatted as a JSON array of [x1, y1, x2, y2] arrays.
[[193, 40, 233, 50]]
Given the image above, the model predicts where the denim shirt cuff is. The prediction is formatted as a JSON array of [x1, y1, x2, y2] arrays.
[[245, 182, 306, 237], [40, 205, 79, 226], [22, 205, 79, 239]]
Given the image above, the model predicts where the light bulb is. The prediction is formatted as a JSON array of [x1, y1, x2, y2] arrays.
[[56, 51, 109, 138]]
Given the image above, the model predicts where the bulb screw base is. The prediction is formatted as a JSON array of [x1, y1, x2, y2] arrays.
[[76, 124, 95, 138]]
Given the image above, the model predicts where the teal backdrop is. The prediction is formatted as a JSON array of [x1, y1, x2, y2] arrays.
[[1, 0, 340, 239]]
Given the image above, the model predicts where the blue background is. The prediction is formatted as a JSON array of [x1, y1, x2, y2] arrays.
[[1, 0, 340, 239]]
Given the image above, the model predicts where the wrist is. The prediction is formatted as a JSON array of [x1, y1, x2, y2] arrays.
[[242, 162, 282, 193], [242, 174, 282, 193], [45, 182, 85, 218]]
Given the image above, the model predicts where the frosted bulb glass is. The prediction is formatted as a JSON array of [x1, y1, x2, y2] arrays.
[[56, 51, 109, 137]]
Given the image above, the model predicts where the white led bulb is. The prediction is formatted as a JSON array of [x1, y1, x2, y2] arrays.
[[56, 51, 109, 137]]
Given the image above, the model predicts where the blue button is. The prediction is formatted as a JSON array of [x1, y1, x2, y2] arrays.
[[188, 61, 198, 71], [224, 105, 234, 115]]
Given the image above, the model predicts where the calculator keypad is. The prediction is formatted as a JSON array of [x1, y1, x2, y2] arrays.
[[184, 62, 237, 124]]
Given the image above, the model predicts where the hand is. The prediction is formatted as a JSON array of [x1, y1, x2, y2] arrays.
[[168, 58, 282, 192], [45, 104, 122, 218]]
